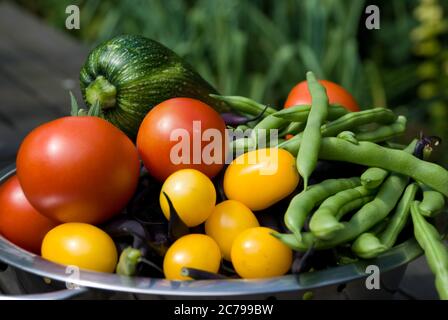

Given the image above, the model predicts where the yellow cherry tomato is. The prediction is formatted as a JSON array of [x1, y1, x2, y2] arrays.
[[205, 200, 259, 261], [160, 169, 216, 227], [163, 234, 222, 280], [41, 223, 117, 273], [231, 227, 292, 279], [224, 148, 299, 211]]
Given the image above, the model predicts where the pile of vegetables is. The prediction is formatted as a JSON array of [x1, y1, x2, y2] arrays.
[[0, 35, 447, 299]]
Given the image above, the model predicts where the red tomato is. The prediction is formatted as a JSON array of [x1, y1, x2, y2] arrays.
[[284, 80, 360, 112], [137, 98, 227, 181], [16, 117, 140, 224], [0, 175, 58, 254]]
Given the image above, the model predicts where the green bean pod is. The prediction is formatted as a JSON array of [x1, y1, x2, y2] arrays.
[[278, 122, 305, 137], [355, 115, 406, 143], [274, 173, 410, 251], [209, 94, 277, 116], [309, 185, 376, 240], [411, 201, 448, 300], [297, 72, 329, 189], [235, 124, 250, 131], [352, 183, 418, 259], [419, 184, 446, 218], [361, 167, 389, 189], [322, 108, 397, 137], [317, 137, 448, 197], [335, 195, 375, 220], [283, 177, 360, 242], [278, 108, 398, 155], [250, 114, 289, 146], [273, 104, 348, 122]]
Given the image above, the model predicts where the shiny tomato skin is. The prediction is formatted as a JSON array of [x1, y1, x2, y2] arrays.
[[231, 227, 292, 279], [163, 234, 222, 280], [41, 222, 117, 273], [16, 116, 140, 224], [137, 97, 227, 182], [224, 148, 299, 211], [284, 80, 360, 112], [160, 169, 216, 227], [0, 175, 59, 254]]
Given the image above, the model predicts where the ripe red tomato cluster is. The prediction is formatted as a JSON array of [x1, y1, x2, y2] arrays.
[[0, 97, 227, 255]]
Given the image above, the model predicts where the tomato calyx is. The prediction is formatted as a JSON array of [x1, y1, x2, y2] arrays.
[[162, 192, 189, 241], [69, 91, 103, 118]]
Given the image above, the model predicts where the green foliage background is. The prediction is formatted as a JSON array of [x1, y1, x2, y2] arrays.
[[18, 0, 448, 164]]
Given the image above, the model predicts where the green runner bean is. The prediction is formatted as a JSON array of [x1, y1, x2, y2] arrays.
[[250, 114, 290, 146], [355, 115, 406, 143], [273, 104, 348, 122], [411, 201, 448, 300], [309, 186, 376, 240], [297, 72, 329, 189], [210, 94, 277, 116], [279, 122, 305, 137], [317, 137, 448, 197], [279, 108, 399, 155], [361, 167, 389, 189], [274, 172, 410, 251], [419, 184, 446, 218], [335, 195, 375, 220], [284, 177, 360, 242], [352, 183, 418, 259]]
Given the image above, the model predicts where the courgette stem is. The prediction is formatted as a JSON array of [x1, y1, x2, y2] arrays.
[[86, 75, 117, 109]]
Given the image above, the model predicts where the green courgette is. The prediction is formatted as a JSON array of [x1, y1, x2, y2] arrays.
[[80, 34, 228, 138]]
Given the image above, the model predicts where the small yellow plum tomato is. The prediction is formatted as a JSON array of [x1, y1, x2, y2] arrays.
[[41, 223, 118, 273], [163, 234, 222, 280], [160, 169, 216, 227], [231, 227, 293, 279], [224, 148, 299, 211], [205, 200, 259, 261]]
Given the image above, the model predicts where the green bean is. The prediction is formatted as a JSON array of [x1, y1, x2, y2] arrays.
[[337, 131, 358, 145], [385, 142, 408, 150], [210, 94, 277, 116], [411, 201, 448, 300], [279, 122, 305, 137], [355, 115, 406, 143], [279, 108, 398, 155], [273, 104, 348, 122], [317, 137, 448, 197], [284, 177, 360, 242], [235, 124, 250, 131], [372, 183, 417, 248], [419, 184, 446, 218], [369, 218, 390, 235], [322, 108, 397, 137], [335, 195, 375, 220], [352, 183, 418, 259], [361, 167, 389, 189], [297, 72, 329, 189], [309, 186, 376, 240], [274, 173, 410, 251], [250, 114, 289, 146]]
